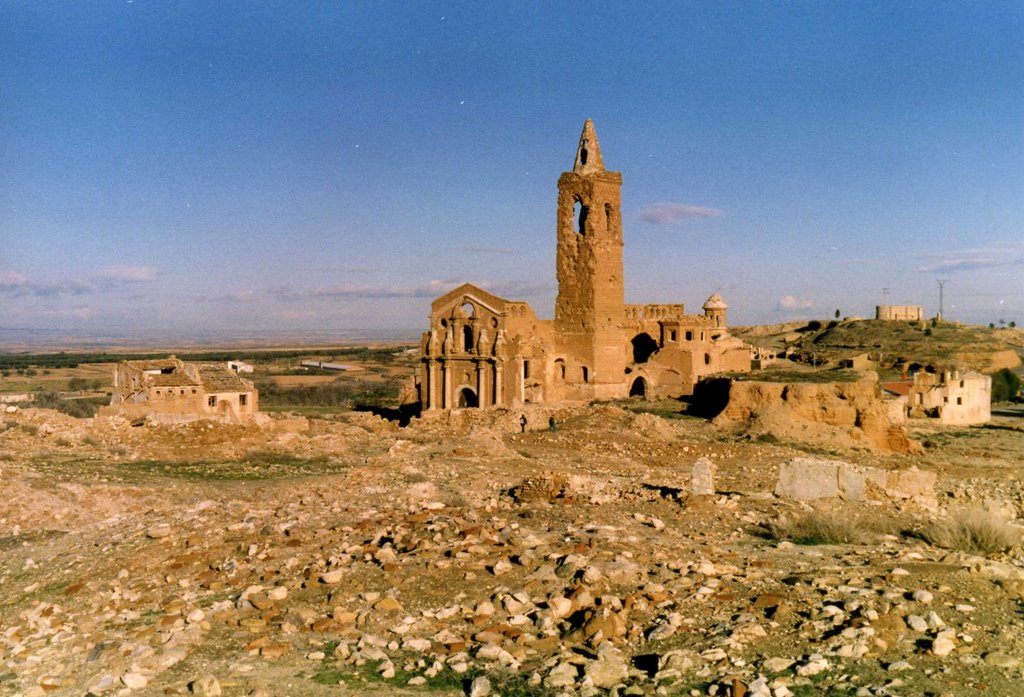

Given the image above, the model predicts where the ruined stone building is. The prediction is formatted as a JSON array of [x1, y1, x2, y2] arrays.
[[876, 305, 924, 321], [416, 120, 752, 410], [908, 370, 991, 425], [105, 356, 259, 421]]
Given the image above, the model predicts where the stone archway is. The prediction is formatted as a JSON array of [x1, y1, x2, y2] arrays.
[[456, 387, 478, 408], [629, 377, 647, 398]]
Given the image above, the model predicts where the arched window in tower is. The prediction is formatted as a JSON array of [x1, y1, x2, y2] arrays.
[[605, 203, 612, 233], [574, 199, 588, 235], [580, 138, 588, 166]]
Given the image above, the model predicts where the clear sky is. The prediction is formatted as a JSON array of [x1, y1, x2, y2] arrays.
[[2, 2, 1022, 344]]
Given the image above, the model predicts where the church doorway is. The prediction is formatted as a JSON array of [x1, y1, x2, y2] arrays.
[[456, 387, 479, 408], [629, 377, 647, 398]]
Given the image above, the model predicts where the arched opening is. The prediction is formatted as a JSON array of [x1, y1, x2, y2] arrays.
[[629, 377, 647, 398], [462, 325, 474, 352], [581, 366, 589, 383], [460, 302, 475, 318], [456, 387, 478, 408], [574, 199, 588, 235], [554, 358, 566, 380], [580, 138, 588, 166], [605, 203, 613, 233], [631, 333, 659, 363]]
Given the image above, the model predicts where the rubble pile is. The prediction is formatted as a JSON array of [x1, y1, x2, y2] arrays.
[[0, 403, 1022, 696]]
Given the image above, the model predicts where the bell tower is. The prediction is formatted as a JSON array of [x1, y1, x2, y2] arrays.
[[554, 120, 627, 395]]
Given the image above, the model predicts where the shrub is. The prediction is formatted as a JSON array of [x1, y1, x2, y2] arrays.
[[920, 507, 1020, 554], [31, 391, 100, 418], [760, 510, 873, 545]]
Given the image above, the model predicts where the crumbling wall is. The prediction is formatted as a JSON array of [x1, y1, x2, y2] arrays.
[[708, 373, 922, 454]]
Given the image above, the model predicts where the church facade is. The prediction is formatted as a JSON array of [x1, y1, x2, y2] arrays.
[[416, 120, 752, 411]]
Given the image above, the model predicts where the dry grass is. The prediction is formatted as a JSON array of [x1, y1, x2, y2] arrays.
[[920, 507, 1021, 555], [760, 509, 874, 545]]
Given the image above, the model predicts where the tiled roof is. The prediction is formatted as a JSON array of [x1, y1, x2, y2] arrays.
[[880, 381, 912, 397], [150, 373, 200, 388], [198, 365, 253, 393], [126, 359, 180, 371]]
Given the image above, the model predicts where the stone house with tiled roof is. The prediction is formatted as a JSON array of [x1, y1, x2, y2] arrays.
[[105, 356, 258, 421]]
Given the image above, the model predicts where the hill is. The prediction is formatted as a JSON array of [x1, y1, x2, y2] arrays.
[[733, 319, 1023, 376]]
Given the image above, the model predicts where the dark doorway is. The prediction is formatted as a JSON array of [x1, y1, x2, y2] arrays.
[[629, 377, 647, 398], [631, 333, 659, 363], [457, 387, 478, 408]]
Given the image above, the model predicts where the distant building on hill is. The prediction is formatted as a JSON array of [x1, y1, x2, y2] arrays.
[[227, 360, 254, 373], [104, 356, 258, 422], [876, 305, 923, 321]]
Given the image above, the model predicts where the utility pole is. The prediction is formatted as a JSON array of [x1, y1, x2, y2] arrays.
[[937, 279, 947, 319]]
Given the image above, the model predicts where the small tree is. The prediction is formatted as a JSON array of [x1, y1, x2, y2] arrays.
[[989, 323, 996, 329], [835, 309, 840, 320], [991, 369, 1022, 403], [1011, 321, 1017, 328]]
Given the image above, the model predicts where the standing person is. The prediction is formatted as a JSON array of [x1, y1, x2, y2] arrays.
[[520, 414, 527, 433], [548, 416, 556, 432]]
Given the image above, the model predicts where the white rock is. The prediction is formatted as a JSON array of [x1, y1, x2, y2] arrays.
[[545, 662, 578, 688], [931, 632, 956, 657], [912, 589, 933, 604], [469, 675, 492, 697], [190, 675, 222, 696], [906, 615, 928, 632], [121, 673, 148, 689], [796, 656, 828, 676], [319, 570, 346, 584]]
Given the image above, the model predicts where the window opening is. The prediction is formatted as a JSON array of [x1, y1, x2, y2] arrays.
[[462, 325, 474, 352], [631, 333, 659, 363], [207, 396, 216, 407], [239, 394, 247, 407], [582, 366, 589, 383], [523, 360, 530, 379], [574, 200, 588, 234], [704, 353, 711, 365], [605, 203, 612, 233]]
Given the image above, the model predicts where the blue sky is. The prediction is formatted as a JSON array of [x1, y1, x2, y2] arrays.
[[2, 2, 1022, 344]]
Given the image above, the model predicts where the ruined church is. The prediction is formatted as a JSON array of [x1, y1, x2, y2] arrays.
[[417, 120, 752, 410]]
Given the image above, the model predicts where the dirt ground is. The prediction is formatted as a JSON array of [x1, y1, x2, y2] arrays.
[[0, 400, 1022, 697]]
